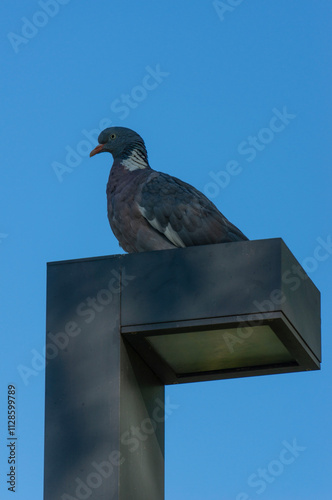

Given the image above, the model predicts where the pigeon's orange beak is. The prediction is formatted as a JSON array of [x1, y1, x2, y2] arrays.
[[89, 143, 106, 157]]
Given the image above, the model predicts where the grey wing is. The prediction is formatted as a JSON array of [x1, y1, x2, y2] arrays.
[[138, 172, 248, 247]]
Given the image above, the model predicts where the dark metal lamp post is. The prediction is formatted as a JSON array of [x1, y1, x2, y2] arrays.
[[44, 238, 320, 500]]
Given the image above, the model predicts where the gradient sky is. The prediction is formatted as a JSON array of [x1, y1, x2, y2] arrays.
[[1, 1, 332, 499]]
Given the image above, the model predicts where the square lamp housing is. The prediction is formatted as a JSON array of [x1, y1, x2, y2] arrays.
[[121, 239, 321, 384]]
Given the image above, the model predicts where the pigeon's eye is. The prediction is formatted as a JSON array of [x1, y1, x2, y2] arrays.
[[110, 134, 116, 140]]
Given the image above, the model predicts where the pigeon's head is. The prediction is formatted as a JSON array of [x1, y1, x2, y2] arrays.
[[90, 127, 148, 165]]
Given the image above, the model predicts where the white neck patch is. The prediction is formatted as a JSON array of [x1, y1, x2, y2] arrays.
[[122, 149, 148, 171]]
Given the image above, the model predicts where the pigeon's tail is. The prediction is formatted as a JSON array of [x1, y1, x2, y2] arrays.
[[225, 221, 249, 242]]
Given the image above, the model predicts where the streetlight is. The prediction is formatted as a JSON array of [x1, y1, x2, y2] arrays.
[[44, 238, 320, 500]]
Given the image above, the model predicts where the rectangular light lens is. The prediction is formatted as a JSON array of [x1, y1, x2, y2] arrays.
[[146, 325, 294, 374]]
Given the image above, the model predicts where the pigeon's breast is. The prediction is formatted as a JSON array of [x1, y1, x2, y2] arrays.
[[107, 166, 146, 217], [106, 166, 151, 251]]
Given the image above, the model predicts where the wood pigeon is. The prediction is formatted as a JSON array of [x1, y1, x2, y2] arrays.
[[90, 127, 248, 253]]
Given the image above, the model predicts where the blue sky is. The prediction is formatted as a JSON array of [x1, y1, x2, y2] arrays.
[[1, 1, 331, 499]]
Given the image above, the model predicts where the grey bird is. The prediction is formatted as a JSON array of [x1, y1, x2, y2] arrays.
[[90, 127, 248, 253]]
